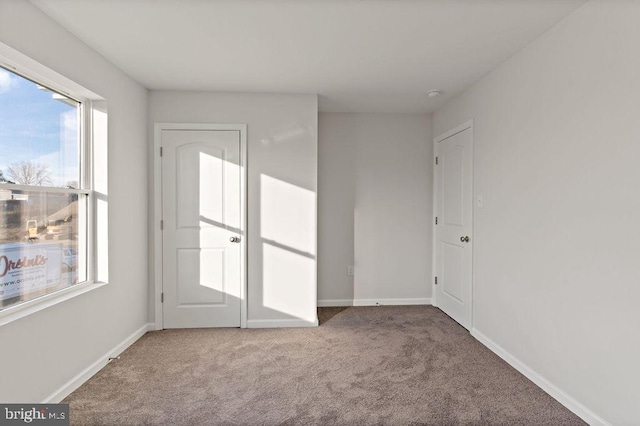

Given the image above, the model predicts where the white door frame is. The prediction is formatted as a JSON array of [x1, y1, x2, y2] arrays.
[[153, 123, 248, 330], [432, 119, 474, 326]]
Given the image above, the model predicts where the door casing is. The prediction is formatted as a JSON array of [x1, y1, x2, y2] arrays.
[[153, 122, 247, 330], [432, 120, 474, 329]]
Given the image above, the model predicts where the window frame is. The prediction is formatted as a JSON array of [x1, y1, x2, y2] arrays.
[[0, 43, 106, 326]]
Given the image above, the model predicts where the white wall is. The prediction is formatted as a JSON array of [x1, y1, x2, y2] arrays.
[[318, 113, 432, 305], [433, 1, 640, 424], [318, 113, 355, 304], [0, 0, 148, 402], [149, 91, 318, 327]]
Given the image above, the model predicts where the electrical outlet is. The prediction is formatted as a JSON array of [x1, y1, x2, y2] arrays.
[[347, 265, 354, 276]]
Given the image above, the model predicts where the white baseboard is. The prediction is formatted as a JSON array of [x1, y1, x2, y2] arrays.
[[471, 328, 610, 426], [317, 299, 353, 307], [43, 322, 154, 403], [352, 298, 432, 306], [246, 318, 319, 328]]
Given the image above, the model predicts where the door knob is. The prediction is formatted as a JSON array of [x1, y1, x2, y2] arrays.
[[230, 236, 241, 243], [460, 236, 470, 243]]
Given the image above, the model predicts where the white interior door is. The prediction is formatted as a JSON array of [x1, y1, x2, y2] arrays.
[[434, 124, 473, 329], [162, 128, 243, 328]]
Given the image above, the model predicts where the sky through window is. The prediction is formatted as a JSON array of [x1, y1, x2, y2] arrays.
[[0, 66, 79, 187]]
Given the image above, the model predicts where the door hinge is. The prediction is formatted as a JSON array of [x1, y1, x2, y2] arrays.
[[435, 276, 438, 285], [160, 220, 164, 230], [435, 217, 438, 225], [161, 292, 164, 303], [160, 147, 163, 156], [435, 156, 438, 165]]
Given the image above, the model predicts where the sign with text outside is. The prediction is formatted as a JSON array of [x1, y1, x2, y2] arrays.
[[0, 242, 62, 302]]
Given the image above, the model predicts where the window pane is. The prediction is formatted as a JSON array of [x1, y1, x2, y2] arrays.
[[0, 189, 86, 310], [0, 66, 80, 188]]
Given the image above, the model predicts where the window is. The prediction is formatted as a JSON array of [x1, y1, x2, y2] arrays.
[[0, 65, 90, 312]]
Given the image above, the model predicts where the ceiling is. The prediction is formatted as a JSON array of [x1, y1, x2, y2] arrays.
[[30, 0, 585, 113]]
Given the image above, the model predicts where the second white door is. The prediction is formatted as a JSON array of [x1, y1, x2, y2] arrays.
[[162, 128, 243, 328], [434, 124, 473, 329]]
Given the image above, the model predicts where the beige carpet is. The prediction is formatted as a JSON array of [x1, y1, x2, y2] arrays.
[[64, 306, 585, 425]]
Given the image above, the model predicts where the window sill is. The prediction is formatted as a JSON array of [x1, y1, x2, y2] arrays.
[[0, 281, 107, 327]]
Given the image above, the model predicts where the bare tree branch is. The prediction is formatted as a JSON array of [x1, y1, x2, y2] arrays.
[[6, 161, 52, 186]]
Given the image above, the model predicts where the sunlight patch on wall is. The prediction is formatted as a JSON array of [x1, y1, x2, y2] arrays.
[[260, 174, 316, 256], [262, 242, 315, 320]]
